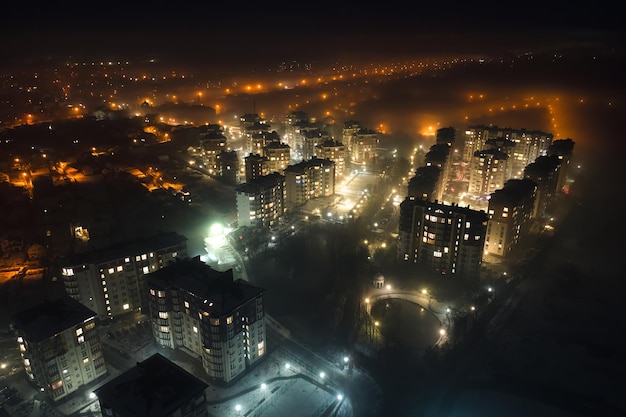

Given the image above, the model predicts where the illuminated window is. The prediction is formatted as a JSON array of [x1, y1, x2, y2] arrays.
[[108, 268, 114, 274], [116, 265, 123, 272], [76, 328, 83, 336], [123, 304, 130, 310], [434, 251, 442, 257], [464, 234, 469, 240], [77, 335, 85, 344], [125, 257, 130, 263], [193, 326, 198, 333], [184, 301, 190, 308], [159, 311, 168, 319], [227, 316, 233, 325], [83, 358, 89, 364], [142, 266, 149, 274], [141, 254, 147, 260]]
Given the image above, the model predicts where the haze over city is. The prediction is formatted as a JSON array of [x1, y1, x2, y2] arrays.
[[0, 6, 624, 417]]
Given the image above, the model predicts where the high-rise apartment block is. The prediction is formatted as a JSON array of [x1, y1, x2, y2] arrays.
[[235, 172, 286, 228], [397, 198, 488, 278], [264, 141, 291, 174], [467, 149, 510, 208], [144, 257, 266, 385], [59, 232, 188, 319], [244, 153, 270, 182], [485, 178, 537, 258], [350, 128, 379, 168], [11, 296, 107, 402], [200, 131, 227, 174], [283, 156, 335, 208], [316, 139, 346, 177]]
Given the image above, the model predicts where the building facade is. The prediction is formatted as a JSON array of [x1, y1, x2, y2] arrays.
[[235, 172, 286, 228], [485, 178, 537, 258], [59, 232, 188, 319], [397, 198, 488, 278], [11, 296, 107, 402], [144, 257, 266, 385], [284, 157, 335, 208], [316, 139, 346, 178]]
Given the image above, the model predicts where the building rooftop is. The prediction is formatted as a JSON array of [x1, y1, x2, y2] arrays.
[[11, 295, 96, 343], [94, 353, 208, 417], [144, 257, 265, 316], [58, 231, 187, 267]]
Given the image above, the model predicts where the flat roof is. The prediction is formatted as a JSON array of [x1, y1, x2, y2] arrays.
[[11, 296, 97, 343], [145, 257, 265, 316], [94, 353, 208, 417]]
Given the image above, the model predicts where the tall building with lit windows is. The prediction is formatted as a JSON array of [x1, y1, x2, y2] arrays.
[[284, 156, 335, 208], [467, 149, 510, 209], [350, 128, 379, 168], [484, 178, 537, 259], [397, 198, 488, 278], [58, 232, 188, 320], [144, 257, 266, 385], [263, 141, 291, 174], [200, 131, 227, 174], [244, 153, 270, 182], [11, 296, 107, 402], [316, 139, 346, 177], [235, 172, 286, 228]]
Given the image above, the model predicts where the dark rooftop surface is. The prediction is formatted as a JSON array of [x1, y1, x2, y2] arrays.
[[144, 257, 265, 316], [94, 353, 208, 417], [11, 295, 97, 343]]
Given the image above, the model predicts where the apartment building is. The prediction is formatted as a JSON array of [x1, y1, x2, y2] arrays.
[[485, 178, 537, 258], [263, 141, 291, 175], [283, 156, 335, 208], [316, 139, 346, 178], [11, 296, 107, 402], [235, 172, 286, 228], [58, 232, 188, 319], [397, 198, 488, 278], [144, 257, 266, 385]]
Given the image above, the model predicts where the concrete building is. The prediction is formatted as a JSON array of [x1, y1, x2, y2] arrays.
[[94, 353, 208, 417], [467, 149, 510, 209], [264, 141, 291, 175], [200, 131, 227, 174], [485, 178, 537, 258], [216, 150, 239, 184], [524, 154, 563, 218], [235, 172, 286, 228], [397, 198, 488, 278], [316, 139, 346, 178], [11, 296, 107, 402], [58, 232, 188, 319], [144, 257, 266, 385], [244, 153, 270, 182], [302, 128, 330, 160], [284, 156, 335, 208], [350, 128, 379, 169]]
